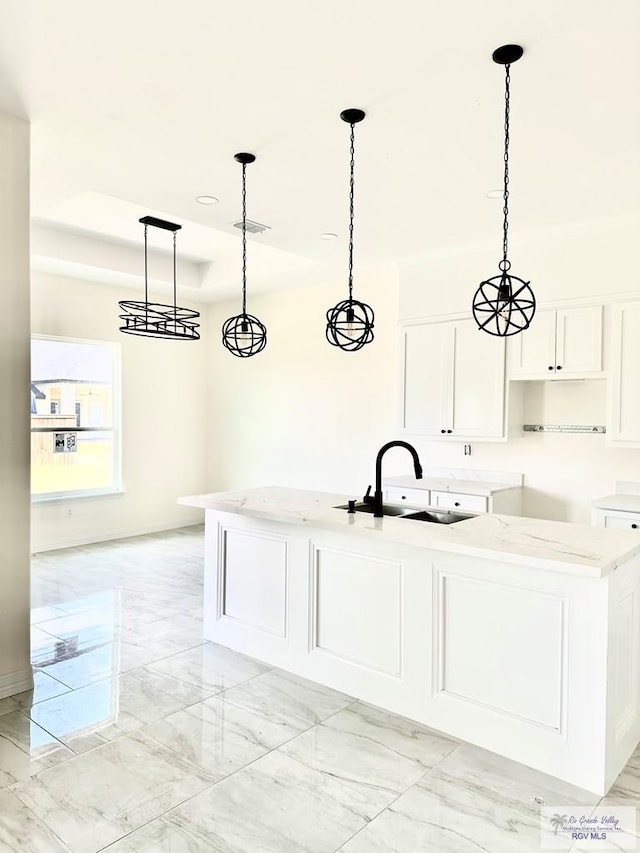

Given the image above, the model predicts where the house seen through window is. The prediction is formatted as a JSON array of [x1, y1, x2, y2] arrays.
[[31, 336, 121, 498]]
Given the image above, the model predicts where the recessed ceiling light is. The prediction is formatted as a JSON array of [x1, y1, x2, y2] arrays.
[[486, 190, 503, 199], [320, 232, 339, 240], [196, 195, 219, 205]]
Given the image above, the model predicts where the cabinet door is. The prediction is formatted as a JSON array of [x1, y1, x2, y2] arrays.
[[450, 320, 505, 438], [401, 323, 452, 435], [609, 303, 640, 445], [385, 486, 432, 508], [555, 306, 602, 377], [430, 490, 488, 512], [508, 309, 557, 379]]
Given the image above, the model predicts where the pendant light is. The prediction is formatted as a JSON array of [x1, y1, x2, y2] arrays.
[[119, 216, 200, 340], [326, 109, 374, 352], [221, 153, 267, 357], [472, 45, 536, 337]]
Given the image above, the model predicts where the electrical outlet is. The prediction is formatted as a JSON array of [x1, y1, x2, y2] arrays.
[[65, 507, 73, 518], [464, 444, 472, 456]]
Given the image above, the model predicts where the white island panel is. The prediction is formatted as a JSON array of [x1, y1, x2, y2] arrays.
[[312, 545, 402, 677], [438, 573, 565, 730], [222, 527, 288, 637]]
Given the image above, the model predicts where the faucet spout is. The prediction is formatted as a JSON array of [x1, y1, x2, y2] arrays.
[[372, 440, 423, 518]]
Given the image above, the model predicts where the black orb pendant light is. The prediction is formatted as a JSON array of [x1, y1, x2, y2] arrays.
[[119, 216, 200, 340], [222, 153, 267, 357], [472, 45, 536, 337], [326, 109, 374, 352]]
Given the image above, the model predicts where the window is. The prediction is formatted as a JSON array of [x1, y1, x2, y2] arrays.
[[31, 336, 122, 499]]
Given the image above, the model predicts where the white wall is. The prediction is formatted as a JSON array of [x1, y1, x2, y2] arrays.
[[31, 272, 208, 551], [206, 271, 399, 496], [0, 111, 32, 698]]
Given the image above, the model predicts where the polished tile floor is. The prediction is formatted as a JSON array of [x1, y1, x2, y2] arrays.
[[0, 526, 638, 852]]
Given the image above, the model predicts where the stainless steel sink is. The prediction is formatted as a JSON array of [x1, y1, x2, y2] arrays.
[[401, 509, 474, 524], [333, 502, 413, 517], [334, 503, 473, 524]]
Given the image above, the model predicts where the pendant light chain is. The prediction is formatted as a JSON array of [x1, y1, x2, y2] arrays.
[[348, 122, 356, 301], [143, 223, 149, 319], [502, 63, 511, 267], [325, 107, 374, 351], [221, 151, 266, 357], [241, 161, 248, 316], [471, 44, 535, 337], [172, 230, 178, 314]]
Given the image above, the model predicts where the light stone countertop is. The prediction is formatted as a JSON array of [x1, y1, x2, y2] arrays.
[[179, 486, 640, 579], [592, 494, 640, 513]]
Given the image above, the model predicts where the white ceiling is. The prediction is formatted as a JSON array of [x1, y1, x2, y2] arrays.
[[0, 0, 639, 300]]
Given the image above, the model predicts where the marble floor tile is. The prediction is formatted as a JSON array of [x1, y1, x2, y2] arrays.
[[36, 606, 122, 645], [138, 694, 299, 780], [147, 642, 271, 694], [30, 605, 68, 625], [37, 634, 195, 690], [93, 816, 206, 852], [221, 669, 354, 732], [606, 751, 640, 802], [11, 731, 216, 853], [121, 610, 205, 651], [163, 748, 389, 853], [340, 772, 574, 853], [27, 668, 211, 753], [12, 670, 71, 709], [0, 789, 71, 852], [433, 742, 600, 815], [0, 710, 73, 788], [280, 701, 458, 800]]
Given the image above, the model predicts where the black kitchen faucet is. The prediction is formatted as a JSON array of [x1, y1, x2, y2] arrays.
[[363, 441, 423, 518]]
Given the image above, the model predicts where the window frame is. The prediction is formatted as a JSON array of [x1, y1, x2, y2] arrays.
[[30, 334, 123, 503]]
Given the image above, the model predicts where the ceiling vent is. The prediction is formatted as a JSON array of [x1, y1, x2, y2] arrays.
[[233, 218, 270, 235]]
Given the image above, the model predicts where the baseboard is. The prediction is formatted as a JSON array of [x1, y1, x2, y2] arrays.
[[0, 666, 34, 700], [31, 521, 204, 554]]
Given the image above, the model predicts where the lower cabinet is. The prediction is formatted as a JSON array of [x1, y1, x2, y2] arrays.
[[384, 483, 522, 515], [592, 508, 640, 531]]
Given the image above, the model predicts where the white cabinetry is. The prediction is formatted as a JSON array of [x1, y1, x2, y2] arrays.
[[385, 486, 433, 508], [384, 481, 522, 516], [509, 305, 603, 380], [401, 318, 506, 440], [608, 302, 640, 446], [430, 490, 488, 512], [592, 508, 640, 531]]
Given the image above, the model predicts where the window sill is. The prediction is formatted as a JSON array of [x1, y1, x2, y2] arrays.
[[31, 488, 125, 504]]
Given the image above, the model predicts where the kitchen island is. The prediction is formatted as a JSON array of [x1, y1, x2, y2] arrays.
[[179, 486, 640, 795]]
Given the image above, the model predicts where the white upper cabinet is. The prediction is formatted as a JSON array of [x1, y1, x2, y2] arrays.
[[608, 302, 640, 446], [400, 318, 506, 440], [509, 305, 603, 380]]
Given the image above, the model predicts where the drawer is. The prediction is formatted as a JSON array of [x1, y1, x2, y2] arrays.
[[385, 486, 431, 508], [602, 513, 640, 531], [430, 490, 488, 512]]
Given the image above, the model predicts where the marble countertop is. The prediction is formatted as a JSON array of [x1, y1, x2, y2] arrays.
[[384, 475, 520, 496], [592, 494, 640, 513], [179, 487, 640, 579]]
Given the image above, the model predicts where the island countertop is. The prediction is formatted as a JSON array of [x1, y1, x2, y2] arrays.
[[179, 486, 640, 579]]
